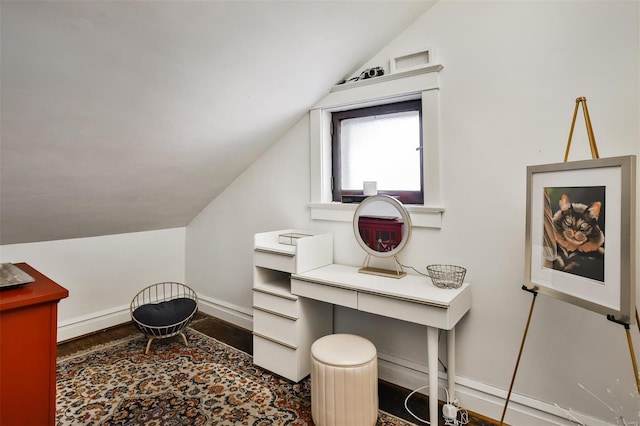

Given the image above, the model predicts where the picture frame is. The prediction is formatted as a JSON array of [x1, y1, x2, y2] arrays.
[[524, 155, 636, 323], [389, 48, 434, 74]]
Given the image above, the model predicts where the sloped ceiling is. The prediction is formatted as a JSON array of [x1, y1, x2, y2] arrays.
[[0, 0, 435, 245]]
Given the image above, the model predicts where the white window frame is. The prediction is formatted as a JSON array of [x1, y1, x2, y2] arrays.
[[309, 65, 445, 228]]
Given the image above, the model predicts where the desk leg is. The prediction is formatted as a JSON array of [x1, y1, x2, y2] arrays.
[[447, 328, 456, 402], [427, 326, 439, 424]]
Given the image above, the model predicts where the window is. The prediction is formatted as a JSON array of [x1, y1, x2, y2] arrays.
[[331, 100, 423, 204], [309, 65, 444, 228]]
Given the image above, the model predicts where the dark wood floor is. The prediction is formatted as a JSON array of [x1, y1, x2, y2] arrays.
[[58, 312, 499, 426]]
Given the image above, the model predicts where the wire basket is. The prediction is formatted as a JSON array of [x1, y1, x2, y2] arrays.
[[426, 264, 466, 289]]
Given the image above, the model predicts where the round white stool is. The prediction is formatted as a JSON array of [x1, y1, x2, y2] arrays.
[[311, 334, 378, 426]]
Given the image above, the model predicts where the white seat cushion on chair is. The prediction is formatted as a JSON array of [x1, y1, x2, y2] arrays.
[[311, 334, 377, 366]]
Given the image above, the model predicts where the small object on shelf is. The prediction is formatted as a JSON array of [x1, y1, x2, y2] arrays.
[[0, 263, 35, 290], [278, 232, 313, 246], [363, 181, 377, 196], [426, 264, 466, 289]]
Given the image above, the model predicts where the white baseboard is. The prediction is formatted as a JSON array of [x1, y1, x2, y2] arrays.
[[195, 295, 253, 331], [57, 296, 253, 343], [377, 352, 613, 426], [57, 305, 131, 342]]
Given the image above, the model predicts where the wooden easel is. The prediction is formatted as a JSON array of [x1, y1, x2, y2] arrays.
[[563, 96, 600, 162], [500, 97, 640, 425]]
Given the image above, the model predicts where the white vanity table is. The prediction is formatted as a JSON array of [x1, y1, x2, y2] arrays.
[[291, 264, 470, 424], [252, 229, 471, 424]]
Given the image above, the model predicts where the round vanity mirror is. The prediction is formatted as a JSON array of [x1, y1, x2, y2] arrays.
[[353, 195, 412, 278]]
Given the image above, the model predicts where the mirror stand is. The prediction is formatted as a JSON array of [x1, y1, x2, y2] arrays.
[[358, 254, 407, 279], [353, 194, 412, 279]]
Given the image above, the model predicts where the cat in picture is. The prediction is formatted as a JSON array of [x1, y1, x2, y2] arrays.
[[550, 193, 605, 282]]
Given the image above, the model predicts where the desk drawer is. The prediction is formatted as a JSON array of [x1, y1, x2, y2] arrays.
[[358, 292, 449, 328], [291, 279, 357, 309], [253, 290, 299, 318], [255, 250, 295, 273], [253, 335, 303, 382], [253, 309, 298, 346]]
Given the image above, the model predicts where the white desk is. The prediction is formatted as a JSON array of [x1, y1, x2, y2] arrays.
[[291, 264, 471, 424]]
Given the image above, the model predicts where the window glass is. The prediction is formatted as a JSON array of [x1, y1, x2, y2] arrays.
[[340, 111, 421, 190], [332, 100, 423, 203]]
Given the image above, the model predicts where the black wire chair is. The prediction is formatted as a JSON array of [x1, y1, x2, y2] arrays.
[[130, 282, 198, 354]]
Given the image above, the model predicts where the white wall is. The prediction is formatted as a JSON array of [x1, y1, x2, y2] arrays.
[[361, 1, 639, 424], [0, 228, 185, 341], [186, 116, 316, 329], [186, 1, 639, 425]]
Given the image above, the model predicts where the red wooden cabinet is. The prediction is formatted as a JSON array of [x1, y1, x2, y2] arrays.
[[0, 263, 69, 426]]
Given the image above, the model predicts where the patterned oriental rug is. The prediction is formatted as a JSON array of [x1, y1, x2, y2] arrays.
[[56, 329, 416, 425]]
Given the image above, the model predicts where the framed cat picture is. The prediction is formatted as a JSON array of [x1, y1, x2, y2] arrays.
[[524, 155, 636, 324]]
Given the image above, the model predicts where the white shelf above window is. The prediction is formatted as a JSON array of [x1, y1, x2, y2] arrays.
[[330, 65, 443, 93]]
